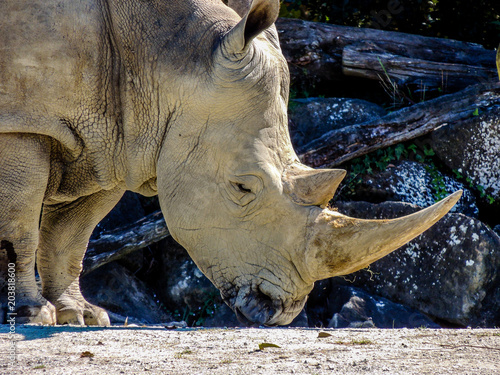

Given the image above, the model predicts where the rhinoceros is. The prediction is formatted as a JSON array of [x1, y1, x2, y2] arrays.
[[0, 0, 461, 326]]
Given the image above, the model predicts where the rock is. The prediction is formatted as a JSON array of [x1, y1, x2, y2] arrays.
[[287, 308, 309, 327], [153, 237, 220, 315], [326, 285, 440, 329], [347, 160, 479, 217], [475, 277, 500, 327], [305, 279, 334, 327], [429, 106, 500, 201], [336, 200, 500, 326], [288, 97, 386, 149], [146, 236, 237, 327], [306, 279, 438, 328], [202, 304, 241, 328], [80, 262, 172, 324], [164, 260, 215, 311]]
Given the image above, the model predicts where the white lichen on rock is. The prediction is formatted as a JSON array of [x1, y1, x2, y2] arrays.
[[378, 160, 479, 216], [466, 119, 500, 197]]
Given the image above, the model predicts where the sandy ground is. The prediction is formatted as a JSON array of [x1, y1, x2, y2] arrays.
[[1, 324, 499, 374]]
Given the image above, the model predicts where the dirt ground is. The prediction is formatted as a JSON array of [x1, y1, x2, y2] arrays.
[[1, 324, 499, 374]]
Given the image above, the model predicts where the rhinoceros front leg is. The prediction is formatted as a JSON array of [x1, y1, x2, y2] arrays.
[[0, 133, 56, 324], [38, 187, 124, 326]]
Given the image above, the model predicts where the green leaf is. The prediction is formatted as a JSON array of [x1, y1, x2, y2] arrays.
[[394, 144, 406, 160], [258, 342, 281, 350], [473, 108, 479, 116], [453, 169, 463, 179], [423, 146, 435, 157], [375, 160, 388, 170]]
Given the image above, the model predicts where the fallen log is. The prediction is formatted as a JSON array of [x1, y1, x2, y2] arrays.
[[342, 41, 495, 90], [276, 18, 497, 95], [298, 82, 500, 168], [82, 211, 169, 275]]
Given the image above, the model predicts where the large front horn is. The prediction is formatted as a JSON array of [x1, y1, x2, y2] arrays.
[[304, 190, 462, 281]]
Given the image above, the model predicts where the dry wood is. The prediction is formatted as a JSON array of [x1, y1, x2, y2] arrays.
[[298, 82, 500, 168], [276, 18, 497, 92], [342, 41, 495, 90], [82, 211, 169, 275]]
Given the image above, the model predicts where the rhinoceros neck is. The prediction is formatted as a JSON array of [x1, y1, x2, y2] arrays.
[[104, 0, 237, 194]]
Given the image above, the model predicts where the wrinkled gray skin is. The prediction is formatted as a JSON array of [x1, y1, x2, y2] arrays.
[[0, 0, 460, 326]]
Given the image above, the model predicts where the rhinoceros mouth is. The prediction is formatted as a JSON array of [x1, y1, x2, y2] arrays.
[[221, 285, 279, 326], [221, 284, 306, 327], [234, 305, 277, 327], [234, 293, 278, 327]]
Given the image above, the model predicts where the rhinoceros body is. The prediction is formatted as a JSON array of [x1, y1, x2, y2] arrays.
[[0, 0, 460, 326]]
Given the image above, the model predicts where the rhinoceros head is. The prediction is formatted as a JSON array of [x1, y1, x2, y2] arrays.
[[156, 0, 461, 326]]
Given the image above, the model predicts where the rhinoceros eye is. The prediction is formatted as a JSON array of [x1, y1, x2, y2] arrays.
[[235, 183, 252, 194], [228, 175, 262, 207]]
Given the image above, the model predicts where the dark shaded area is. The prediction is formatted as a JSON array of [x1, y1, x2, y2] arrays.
[[281, 0, 500, 49], [0, 240, 16, 265]]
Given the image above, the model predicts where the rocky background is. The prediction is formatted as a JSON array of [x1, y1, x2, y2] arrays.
[[1, 3, 500, 328]]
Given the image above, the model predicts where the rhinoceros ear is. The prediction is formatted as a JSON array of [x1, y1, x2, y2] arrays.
[[227, 0, 252, 17], [223, 0, 280, 55]]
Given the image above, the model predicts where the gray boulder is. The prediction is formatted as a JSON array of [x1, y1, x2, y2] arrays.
[[326, 285, 440, 329], [80, 261, 172, 324], [154, 237, 221, 322], [350, 160, 479, 217], [336, 200, 500, 326], [202, 304, 241, 327], [288, 97, 386, 149], [429, 107, 500, 200]]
